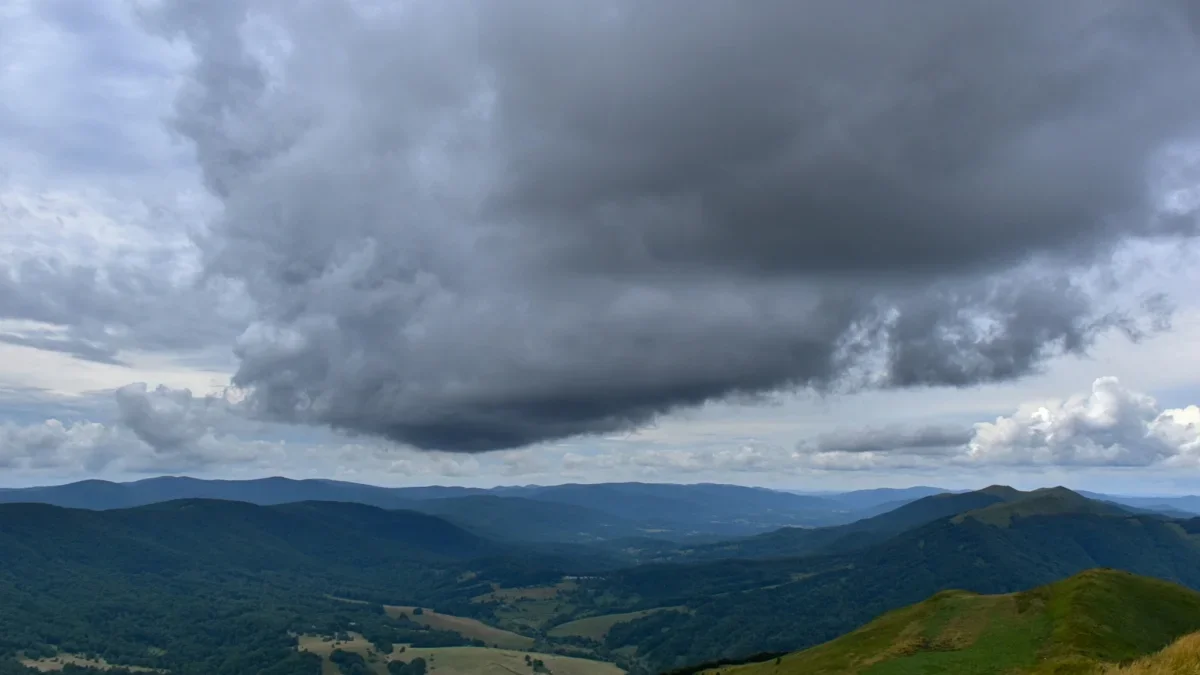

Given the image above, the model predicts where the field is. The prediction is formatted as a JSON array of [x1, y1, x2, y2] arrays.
[[391, 646, 624, 675], [473, 581, 580, 632], [298, 633, 624, 675], [20, 654, 163, 672], [383, 605, 536, 650], [474, 580, 577, 603], [548, 608, 682, 641]]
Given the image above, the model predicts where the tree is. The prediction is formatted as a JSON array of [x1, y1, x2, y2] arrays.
[[388, 657, 427, 675]]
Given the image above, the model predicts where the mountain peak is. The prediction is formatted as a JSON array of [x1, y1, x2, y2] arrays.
[[976, 485, 1025, 500], [956, 486, 1125, 527]]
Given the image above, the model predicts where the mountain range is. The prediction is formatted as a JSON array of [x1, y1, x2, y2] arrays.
[[0, 477, 889, 542], [4, 477, 1199, 545], [6, 479, 1200, 674], [592, 486, 1200, 670]]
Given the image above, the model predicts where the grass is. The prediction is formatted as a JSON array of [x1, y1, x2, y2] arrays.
[[548, 608, 683, 641], [383, 605, 536, 650], [473, 581, 581, 632], [706, 569, 1200, 675], [297, 632, 624, 675], [473, 580, 577, 603], [1101, 631, 1200, 675], [19, 654, 163, 673], [298, 633, 379, 675], [391, 646, 624, 675], [326, 594, 536, 650]]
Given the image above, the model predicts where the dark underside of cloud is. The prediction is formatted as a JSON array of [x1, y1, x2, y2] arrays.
[[143, 0, 1200, 451]]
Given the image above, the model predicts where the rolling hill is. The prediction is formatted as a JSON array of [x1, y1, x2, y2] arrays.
[[1080, 491, 1200, 517], [702, 569, 1200, 674], [0, 499, 631, 675], [407, 494, 646, 543], [820, 486, 951, 511], [0, 499, 496, 574], [5, 484, 1200, 675], [0, 477, 876, 540], [592, 488, 1200, 672], [680, 485, 1045, 561]]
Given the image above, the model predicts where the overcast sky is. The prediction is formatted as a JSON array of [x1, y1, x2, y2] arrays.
[[3, 0, 1200, 493]]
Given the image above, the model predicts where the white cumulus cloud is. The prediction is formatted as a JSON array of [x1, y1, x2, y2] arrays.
[[966, 377, 1200, 467]]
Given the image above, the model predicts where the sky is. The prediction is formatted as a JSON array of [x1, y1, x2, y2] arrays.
[[2, 0, 1200, 494]]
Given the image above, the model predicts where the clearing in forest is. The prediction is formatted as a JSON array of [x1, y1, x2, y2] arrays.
[[548, 608, 681, 641], [298, 633, 623, 675], [19, 653, 163, 673], [383, 605, 536, 650]]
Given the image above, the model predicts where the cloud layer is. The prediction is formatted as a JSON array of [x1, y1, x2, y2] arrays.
[[798, 377, 1200, 471], [135, 0, 1200, 452], [0, 377, 1196, 488], [4, 2, 1200, 455], [967, 377, 1200, 467]]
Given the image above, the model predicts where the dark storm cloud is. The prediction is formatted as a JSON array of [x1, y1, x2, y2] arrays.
[[146, 0, 1200, 451]]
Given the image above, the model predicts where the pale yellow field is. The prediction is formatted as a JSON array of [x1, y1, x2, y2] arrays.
[[299, 634, 387, 675], [548, 607, 681, 641], [384, 605, 536, 650], [393, 646, 623, 675], [298, 633, 623, 675], [20, 654, 162, 673]]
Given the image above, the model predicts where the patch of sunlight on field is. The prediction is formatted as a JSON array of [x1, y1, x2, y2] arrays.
[[298, 633, 624, 675], [383, 605, 536, 650], [324, 594, 537, 650], [20, 654, 163, 673]]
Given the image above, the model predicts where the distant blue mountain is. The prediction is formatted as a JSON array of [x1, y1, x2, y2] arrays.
[[1078, 490, 1200, 517], [0, 476, 886, 541]]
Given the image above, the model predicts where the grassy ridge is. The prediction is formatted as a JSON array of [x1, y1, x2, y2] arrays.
[[708, 569, 1200, 675], [1102, 631, 1200, 674]]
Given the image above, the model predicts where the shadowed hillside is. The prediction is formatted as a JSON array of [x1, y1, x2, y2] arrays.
[[680, 485, 1092, 562]]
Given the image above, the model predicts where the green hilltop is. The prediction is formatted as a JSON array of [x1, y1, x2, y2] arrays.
[[706, 569, 1200, 675], [954, 487, 1128, 528]]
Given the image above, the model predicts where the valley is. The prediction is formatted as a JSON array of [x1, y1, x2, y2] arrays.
[[11, 6, 1199, 673], [5, 479, 1200, 674]]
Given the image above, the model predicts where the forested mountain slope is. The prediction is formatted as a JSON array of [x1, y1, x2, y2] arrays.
[[589, 489, 1200, 672]]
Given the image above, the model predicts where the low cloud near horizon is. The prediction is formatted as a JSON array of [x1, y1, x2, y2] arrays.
[[2, 378, 1198, 493]]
